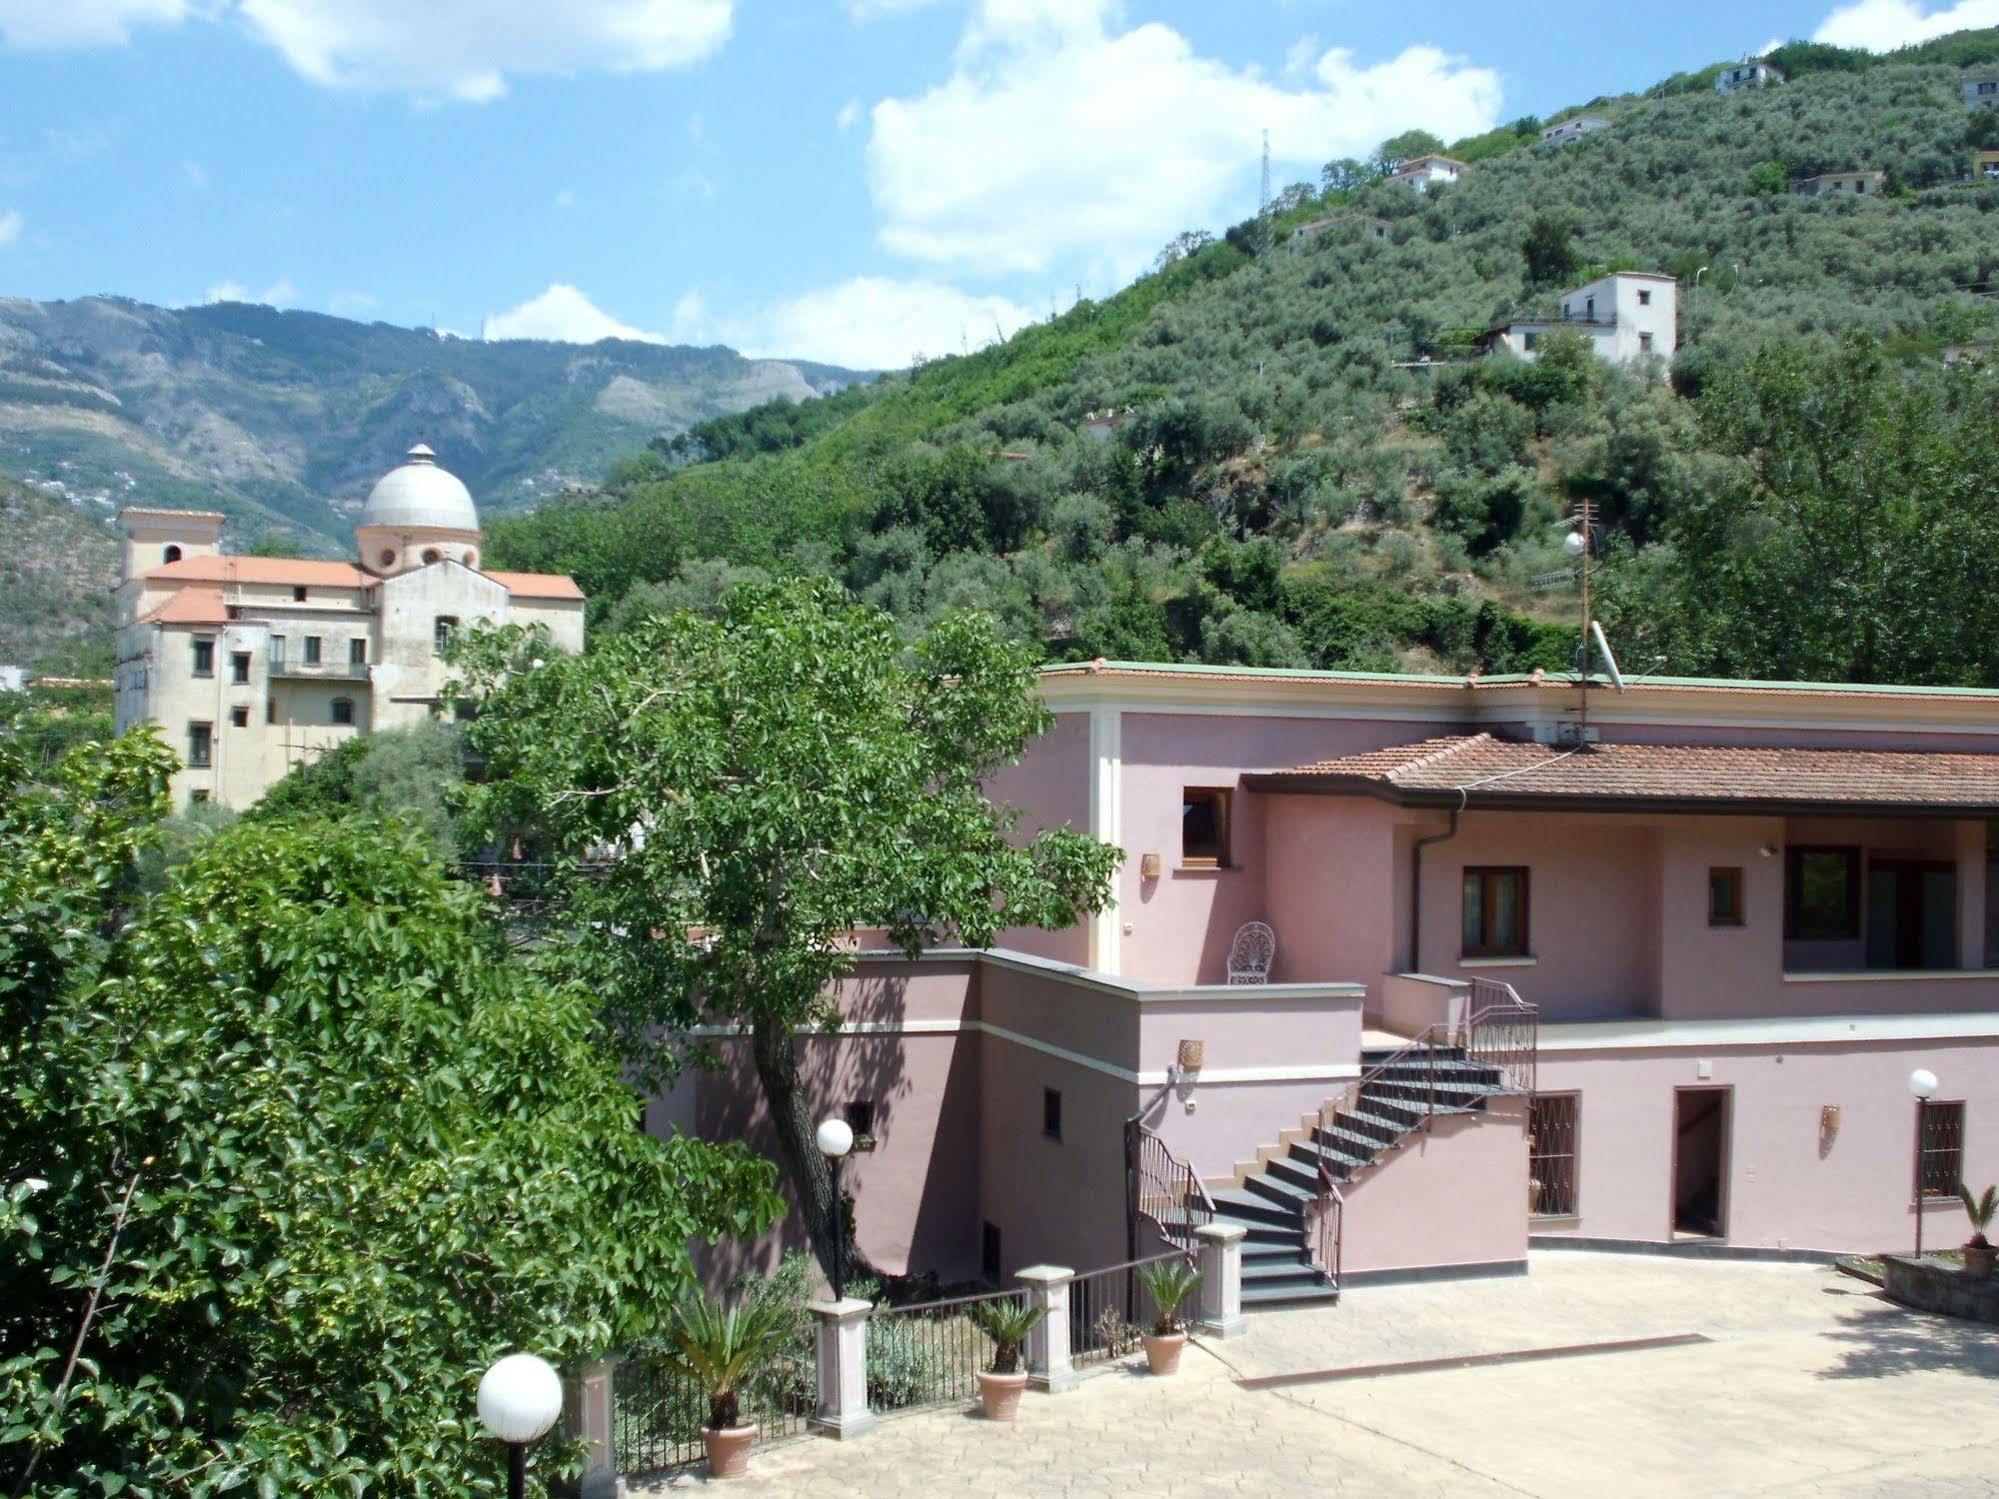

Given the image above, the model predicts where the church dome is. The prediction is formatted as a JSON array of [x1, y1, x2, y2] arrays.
[[358, 444, 480, 533]]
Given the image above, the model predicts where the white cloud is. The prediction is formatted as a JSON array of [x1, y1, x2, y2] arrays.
[[1814, 0, 1999, 47], [0, 0, 189, 50], [0, 209, 20, 247], [865, 0, 1504, 276], [482, 284, 664, 344], [204, 276, 295, 306], [328, 290, 377, 317], [836, 97, 863, 131], [486, 276, 1033, 370], [844, 0, 943, 19]]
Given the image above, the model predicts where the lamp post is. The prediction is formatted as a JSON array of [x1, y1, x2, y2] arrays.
[[1909, 1068, 1940, 1258], [817, 1115, 855, 1300], [477, 1353, 564, 1499]]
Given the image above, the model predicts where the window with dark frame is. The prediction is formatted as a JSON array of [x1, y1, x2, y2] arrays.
[[190, 789, 210, 804], [1708, 867, 1745, 927], [1042, 1087, 1063, 1141], [293, 585, 308, 602], [1181, 788, 1230, 868], [1918, 1101, 1965, 1200], [230, 650, 251, 685], [1785, 846, 1860, 940], [434, 616, 459, 656], [330, 697, 356, 727], [1462, 867, 1530, 957], [349, 637, 367, 666], [843, 1100, 877, 1153], [187, 721, 212, 768], [303, 635, 322, 666], [192, 638, 215, 678], [229, 705, 249, 729], [1529, 1094, 1579, 1217]]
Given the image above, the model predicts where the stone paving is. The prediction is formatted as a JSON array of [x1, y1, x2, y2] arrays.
[[634, 1252, 1999, 1497]]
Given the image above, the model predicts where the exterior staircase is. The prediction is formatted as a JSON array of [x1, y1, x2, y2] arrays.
[[1208, 1045, 1510, 1307]]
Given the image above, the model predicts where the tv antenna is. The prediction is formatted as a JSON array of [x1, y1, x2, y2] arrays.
[[1257, 128, 1273, 260], [1563, 497, 1627, 747]]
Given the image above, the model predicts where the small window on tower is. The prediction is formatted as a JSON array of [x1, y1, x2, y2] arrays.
[[293, 586, 308, 602], [229, 705, 249, 729], [163, 544, 183, 564], [192, 639, 215, 678], [230, 651, 251, 685], [1638, 289, 1652, 306]]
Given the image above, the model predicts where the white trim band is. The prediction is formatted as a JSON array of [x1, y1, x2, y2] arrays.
[[1540, 1011, 1999, 1051]]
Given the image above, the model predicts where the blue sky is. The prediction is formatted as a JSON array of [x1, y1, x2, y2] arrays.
[[0, 0, 1988, 368]]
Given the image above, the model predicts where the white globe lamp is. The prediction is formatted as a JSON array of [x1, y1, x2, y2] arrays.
[[1563, 530, 1588, 558], [816, 1117, 855, 1160], [1907, 1068, 1938, 1100], [478, 1353, 564, 1499], [1907, 1069, 1941, 1260], [817, 1115, 856, 1301]]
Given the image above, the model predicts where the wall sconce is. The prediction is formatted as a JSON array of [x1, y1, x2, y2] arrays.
[[1819, 1104, 1841, 1146], [1759, 843, 1780, 859], [1139, 852, 1163, 879], [1171, 1039, 1205, 1105]]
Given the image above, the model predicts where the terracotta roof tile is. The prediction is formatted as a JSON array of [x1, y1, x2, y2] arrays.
[[142, 556, 373, 587], [485, 570, 585, 600], [1250, 734, 1999, 813], [137, 587, 232, 626]]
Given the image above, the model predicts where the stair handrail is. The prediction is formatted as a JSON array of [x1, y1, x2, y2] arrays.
[[1123, 1117, 1216, 1257], [1463, 976, 1539, 1097]]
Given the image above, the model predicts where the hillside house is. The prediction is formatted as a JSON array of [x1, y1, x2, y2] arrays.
[[1384, 154, 1466, 192], [1965, 74, 1999, 110], [658, 660, 1999, 1293], [1541, 115, 1612, 145], [113, 446, 584, 810], [1289, 215, 1390, 251], [1977, 150, 1999, 181], [1717, 60, 1783, 93], [1082, 408, 1139, 441], [1483, 272, 1679, 367], [0, 665, 26, 693], [1793, 169, 1886, 197]]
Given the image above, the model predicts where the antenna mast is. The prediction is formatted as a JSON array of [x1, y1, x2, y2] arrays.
[[1575, 496, 1596, 746], [1258, 128, 1273, 260]]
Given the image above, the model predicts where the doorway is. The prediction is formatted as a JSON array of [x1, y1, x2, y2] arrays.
[[1867, 860, 1956, 970], [1672, 1088, 1730, 1238]]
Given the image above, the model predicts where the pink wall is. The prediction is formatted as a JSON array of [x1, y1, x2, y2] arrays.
[[1331, 1097, 1530, 1275], [986, 708, 1092, 964], [1535, 1038, 1999, 1253], [1116, 712, 1455, 984], [1263, 797, 1402, 998]]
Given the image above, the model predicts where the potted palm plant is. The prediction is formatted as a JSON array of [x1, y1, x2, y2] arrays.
[[1136, 1259, 1204, 1375], [666, 1292, 789, 1479], [1960, 1184, 1997, 1278], [970, 1297, 1049, 1421]]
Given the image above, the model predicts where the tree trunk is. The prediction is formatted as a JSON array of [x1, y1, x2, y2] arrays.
[[749, 1015, 886, 1293]]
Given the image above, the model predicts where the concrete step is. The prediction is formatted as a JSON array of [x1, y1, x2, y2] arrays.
[[1242, 1280, 1341, 1308], [1211, 1190, 1304, 1229]]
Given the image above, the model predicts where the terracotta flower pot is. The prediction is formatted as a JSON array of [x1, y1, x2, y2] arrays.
[[703, 1422, 758, 1479], [1965, 1241, 1997, 1279], [1142, 1331, 1187, 1375], [977, 1369, 1028, 1421]]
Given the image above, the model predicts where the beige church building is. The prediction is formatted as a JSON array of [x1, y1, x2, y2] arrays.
[[114, 445, 584, 809]]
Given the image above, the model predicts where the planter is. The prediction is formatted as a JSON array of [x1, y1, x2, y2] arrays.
[[703, 1422, 758, 1480], [1142, 1331, 1187, 1376], [1965, 1241, 1997, 1279], [977, 1369, 1028, 1421]]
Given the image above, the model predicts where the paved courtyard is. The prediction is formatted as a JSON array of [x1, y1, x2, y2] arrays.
[[638, 1251, 1999, 1497]]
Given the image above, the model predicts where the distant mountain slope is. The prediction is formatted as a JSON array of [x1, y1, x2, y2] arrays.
[[0, 474, 117, 667], [0, 292, 860, 537]]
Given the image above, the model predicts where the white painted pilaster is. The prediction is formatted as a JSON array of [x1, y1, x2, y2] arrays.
[[1088, 705, 1124, 975]]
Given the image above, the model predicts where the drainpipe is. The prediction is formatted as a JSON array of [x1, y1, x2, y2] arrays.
[[1408, 791, 1467, 972]]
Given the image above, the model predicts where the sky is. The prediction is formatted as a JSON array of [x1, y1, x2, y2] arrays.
[[0, 0, 1993, 370]]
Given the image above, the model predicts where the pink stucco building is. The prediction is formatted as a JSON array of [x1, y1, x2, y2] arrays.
[[656, 661, 1999, 1299]]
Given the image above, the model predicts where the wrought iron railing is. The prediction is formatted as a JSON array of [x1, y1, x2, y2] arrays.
[[1465, 977, 1540, 1097], [866, 1286, 1024, 1415], [610, 1333, 815, 1478], [1068, 1249, 1194, 1368], [1124, 1119, 1216, 1255]]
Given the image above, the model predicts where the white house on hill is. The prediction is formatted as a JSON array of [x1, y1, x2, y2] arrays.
[[1717, 60, 1783, 93], [1793, 169, 1886, 197], [1965, 75, 1998, 110], [1483, 272, 1678, 367], [1384, 154, 1465, 191], [1541, 115, 1612, 145]]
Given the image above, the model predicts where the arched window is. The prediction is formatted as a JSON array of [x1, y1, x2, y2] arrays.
[[421, 547, 441, 565], [163, 544, 183, 563], [330, 697, 355, 726], [379, 549, 397, 568]]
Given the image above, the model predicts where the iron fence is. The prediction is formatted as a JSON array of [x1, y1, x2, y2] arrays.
[[610, 1330, 815, 1479], [866, 1287, 1023, 1415], [1124, 1119, 1216, 1254], [1466, 977, 1540, 1096], [1068, 1250, 1192, 1368]]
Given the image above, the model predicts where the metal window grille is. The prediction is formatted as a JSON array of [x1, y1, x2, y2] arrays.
[[1529, 1093, 1580, 1217], [1918, 1101, 1965, 1200]]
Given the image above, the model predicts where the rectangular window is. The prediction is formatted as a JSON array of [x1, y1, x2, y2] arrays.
[[190, 789, 211, 804], [1529, 1094, 1580, 1217], [1042, 1087, 1063, 1141], [1638, 289, 1652, 306], [1462, 867, 1530, 957], [1523, 331, 1541, 351], [192, 639, 215, 678], [349, 637, 367, 666], [434, 616, 460, 655], [1181, 788, 1231, 868], [271, 636, 286, 666], [1639, 332, 1655, 352], [982, 1221, 1002, 1283], [331, 697, 356, 727], [1785, 846, 1860, 940], [844, 1101, 878, 1153], [230, 650, 251, 685], [187, 721, 212, 768], [303, 636, 322, 666], [293, 585, 308, 602], [229, 705, 249, 729], [266, 699, 276, 725], [1917, 1101, 1965, 1200], [1709, 867, 1745, 927]]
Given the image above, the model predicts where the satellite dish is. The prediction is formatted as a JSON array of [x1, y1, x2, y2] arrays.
[[1590, 620, 1627, 693]]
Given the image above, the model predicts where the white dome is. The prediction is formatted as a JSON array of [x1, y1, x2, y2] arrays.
[[358, 444, 480, 533]]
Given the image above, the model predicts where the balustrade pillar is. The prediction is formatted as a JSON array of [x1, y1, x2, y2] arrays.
[[1017, 1265, 1078, 1392], [809, 1297, 877, 1441], [578, 1357, 620, 1498], [1193, 1223, 1247, 1338]]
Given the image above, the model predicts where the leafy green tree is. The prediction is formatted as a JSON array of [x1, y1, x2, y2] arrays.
[[249, 720, 467, 855], [1, 730, 780, 1495], [1521, 213, 1582, 286], [1374, 129, 1445, 173], [450, 579, 1120, 1284]]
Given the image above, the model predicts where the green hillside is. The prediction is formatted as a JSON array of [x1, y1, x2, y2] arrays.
[[490, 30, 1999, 686]]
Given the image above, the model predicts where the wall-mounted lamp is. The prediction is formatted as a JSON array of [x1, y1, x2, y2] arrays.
[[1819, 1104, 1841, 1146], [1140, 852, 1163, 879], [1759, 843, 1780, 859]]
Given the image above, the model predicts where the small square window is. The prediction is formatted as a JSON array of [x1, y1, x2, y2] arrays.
[[293, 586, 308, 602], [230, 651, 251, 685], [1638, 289, 1652, 306], [844, 1100, 877, 1152], [1042, 1087, 1062, 1142], [1181, 788, 1230, 868], [229, 705, 249, 729], [303, 636, 322, 666], [189, 789, 211, 804], [330, 697, 356, 727], [1709, 867, 1745, 926]]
